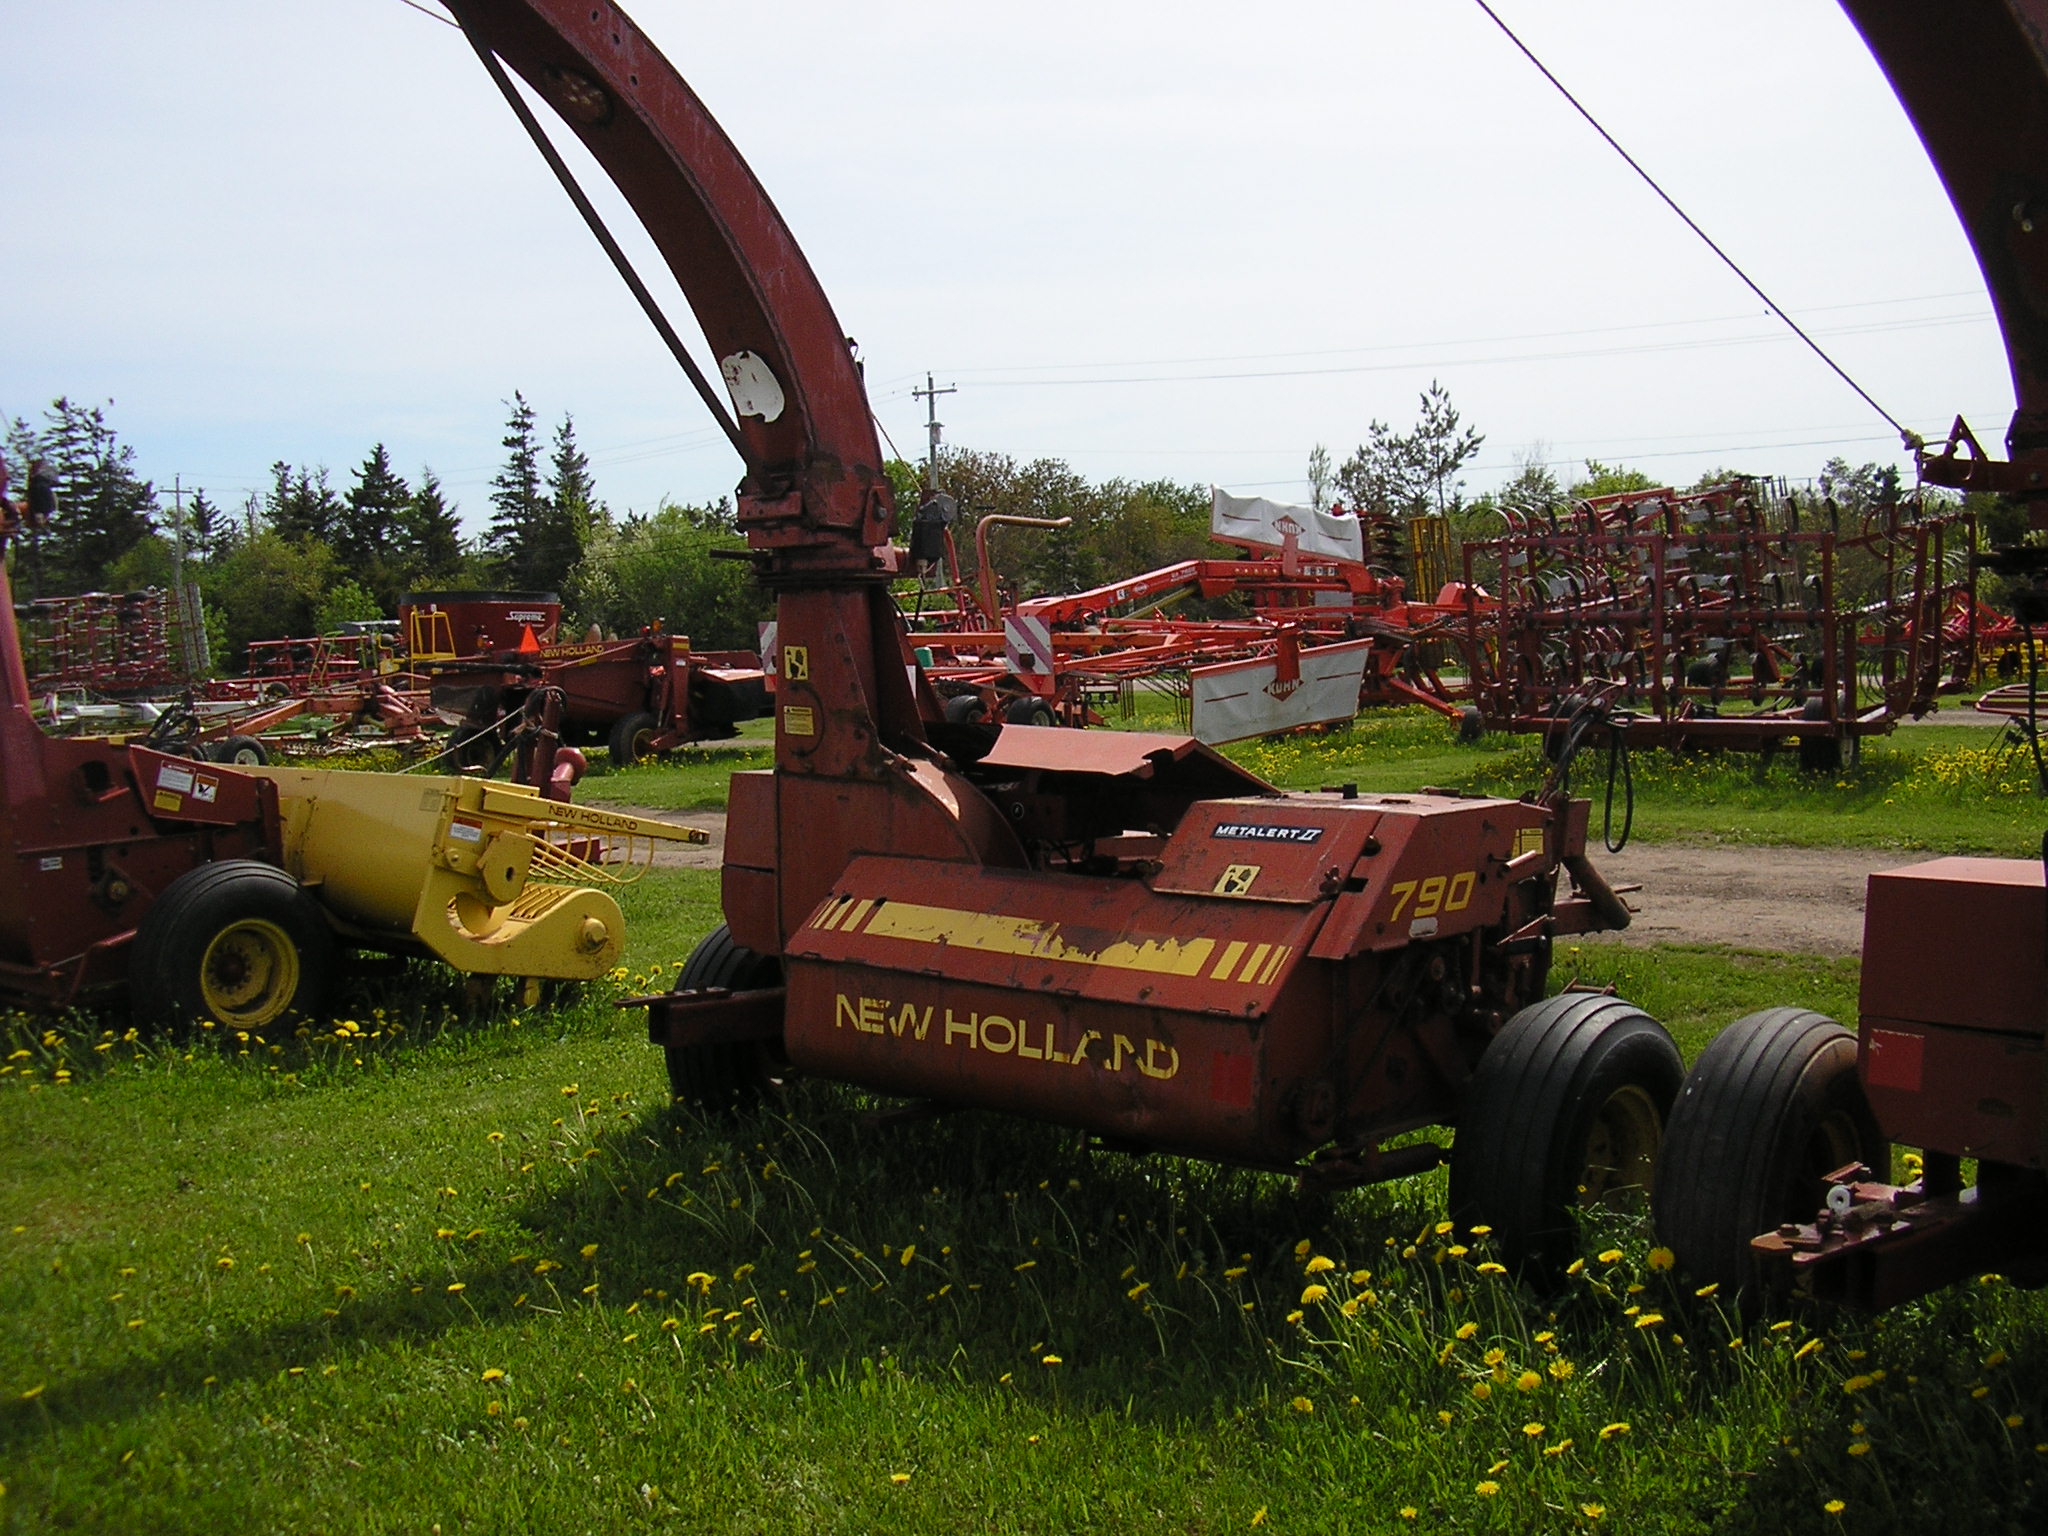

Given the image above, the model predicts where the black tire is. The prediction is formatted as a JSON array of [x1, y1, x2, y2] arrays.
[[208, 734, 269, 767], [665, 923, 786, 1113], [1653, 1008, 1887, 1307], [608, 710, 660, 768], [1449, 993, 1683, 1277], [129, 860, 333, 1035], [1457, 706, 1485, 744], [1004, 696, 1055, 727], [943, 692, 989, 725]]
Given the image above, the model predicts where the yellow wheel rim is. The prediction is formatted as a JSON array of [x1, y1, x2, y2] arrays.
[[199, 918, 300, 1029], [1579, 1084, 1663, 1208]]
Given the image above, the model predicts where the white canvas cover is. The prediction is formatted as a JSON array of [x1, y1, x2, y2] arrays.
[[1210, 489, 1366, 566], [1189, 637, 1374, 745]]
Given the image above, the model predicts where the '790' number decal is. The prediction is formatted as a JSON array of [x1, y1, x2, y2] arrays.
[[1387, 871, 1477, 921]]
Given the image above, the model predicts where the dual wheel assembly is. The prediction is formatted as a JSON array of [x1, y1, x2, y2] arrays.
[[1454, 998, 1885, 1292]]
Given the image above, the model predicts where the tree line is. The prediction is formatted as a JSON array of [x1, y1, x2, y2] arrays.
[[4, 384, 2005, 680]]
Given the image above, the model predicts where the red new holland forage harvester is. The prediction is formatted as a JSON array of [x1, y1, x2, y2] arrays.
[[454, 0, 2048, 1288], [449, 0, 1668, 1274]]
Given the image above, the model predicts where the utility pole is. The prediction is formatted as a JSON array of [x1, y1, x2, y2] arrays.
[[167, 475, 208, 680], [911, 373, 956, 493]]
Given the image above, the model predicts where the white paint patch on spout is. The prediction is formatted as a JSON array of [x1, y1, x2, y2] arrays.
[[720, 351, 786, 422]]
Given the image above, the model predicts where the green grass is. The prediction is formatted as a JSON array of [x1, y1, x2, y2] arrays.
[[7, 713, 2048, 1533], [2, 863, 2042, 1534]]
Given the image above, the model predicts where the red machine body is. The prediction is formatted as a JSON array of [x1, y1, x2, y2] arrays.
[[0, 464, 281, 1006], [399, 590, 562, 660]]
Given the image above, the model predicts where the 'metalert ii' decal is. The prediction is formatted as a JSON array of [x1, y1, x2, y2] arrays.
[[1212, 823, 1324, 843]]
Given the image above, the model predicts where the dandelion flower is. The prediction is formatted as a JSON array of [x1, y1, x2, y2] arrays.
[[1523, 1421, 1546, 1437], [2007, 1414, 2025, 1429], [1475, 1480, 1500, 1498], [448, 1283, 466, 1294], [1986, 1349, 2008, 1369], [1041, 1354, 1062, 1366], [1477, 1261, 1507, 1276], [1438, 1410, 1454, 1427], [1824, 1499, 1846, 1516], [1634, 1313, 1665, 1331], [1549, 1358, 1575, 1381], [1291, 1396, 1314, 1414], [1300, 1284, 1329, 1305], [1581, 1503, 1605, 1520], [1842, 1374, 1874, 1394], [1597, 1249, 1624, 1265], [1471, 1381, 1491, 1401], [1456, 1321, 1479, 1340], [1293, 1239, 1312, 1258], [1516, 1370, 1542, 1393], [1647, 1247, 1676, 1271], [1483, 1347, 1506, 1367], [1544, 1439, 1573, 1457], [890, 1473, 911, 1485], [1695, 1281, 1719, 1298], [1469, 1224, 1493, 1237], [1599, 1422, 1630, 1440], [1794, 1338, 1822, 1359], [1847, 1442, 1870, 1458], [1972, 1385, 1991, 1399], [1305, 1255, 1336, 1274], [481, 1368, 505, 1382], [580, 1244, 599, 1260], [1399, 1509, 1418, 1521]]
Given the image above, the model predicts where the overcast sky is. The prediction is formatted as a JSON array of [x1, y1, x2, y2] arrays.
[[0, 0, 2015, 536]]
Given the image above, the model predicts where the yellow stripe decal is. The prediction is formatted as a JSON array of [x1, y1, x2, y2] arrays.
[[815, 899, 849, 932], [840, 898, 876, 934], [1236, 943, 1272, 983], [1258, 944, 1291, 985], [860, 901, 1216, 977], [1211, 940, 1249, 981]]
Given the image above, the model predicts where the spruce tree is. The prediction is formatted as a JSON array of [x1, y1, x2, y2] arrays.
[[339, 444, 410, 570], [533, 413, 597, 592], [399, 470, 464, 589], [487, 392, 544, 588], [14, 398, 157, 594], [265, 462, 342, 544]]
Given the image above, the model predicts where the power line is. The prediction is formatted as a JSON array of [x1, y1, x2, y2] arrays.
[[919, 311, 1990, 392], [1471, 0, 1911, 443], [900, 289, 1988, 382]]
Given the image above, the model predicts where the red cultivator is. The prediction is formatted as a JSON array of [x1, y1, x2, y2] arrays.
[[1459, 479, 1975, 766]]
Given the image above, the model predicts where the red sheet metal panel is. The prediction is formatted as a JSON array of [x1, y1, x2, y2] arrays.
[[1310, 795, 1550, 959], [977, 726, 1272, 796], [1152, 797, 1382, 904], [783, 855, 1338, 1161], [1861, 858, 2047, 1038], [791, 856, 1326, 1019], [1860, 1018, 2042, 1168]]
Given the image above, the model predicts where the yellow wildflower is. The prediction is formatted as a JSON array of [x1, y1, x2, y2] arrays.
[[1456, 1321, 1479, 1340], [1305, 1255, 1336, 1275], [1475, 1480, 1500, 1498], [1516, 1370, 1542, 1393], [1647, 1247, 1675, 1271], [1597, 1249, 1624, 1265], [1523, 1421, 1546, 1437], [1300, 1284, 1328, 1305], [1599, 1422, 1630, 1440], [1291, 1396, 1314, 1414]]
